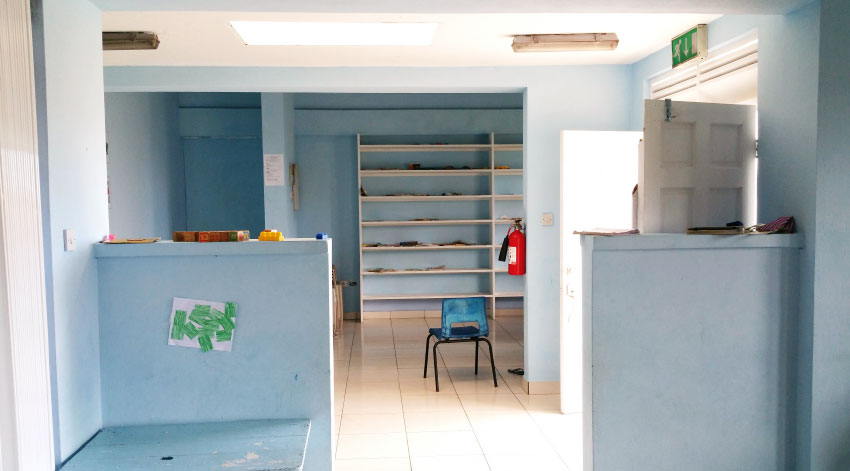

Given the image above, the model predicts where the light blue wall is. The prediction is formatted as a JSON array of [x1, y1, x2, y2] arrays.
[[628, 8, 823, 467], [293, 92, 524, 110], [178, 94, 265, 237], [104, 66, 632, 383], [583, 234, 801, 471], [95, 241, 334, 470], [36, 0, 108, 465], [103, 92, 266, 238], [183, 139, 265, 236], [292, 98, 523, 312], [811, 0, 850, 469], [105, 93, 185, 239], [294, 134, 359, 311], [261, 93, 298, 236]]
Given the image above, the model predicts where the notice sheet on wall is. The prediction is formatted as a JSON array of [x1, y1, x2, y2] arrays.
[[263, 153, 285, 186], [168, 297, 236, 352]]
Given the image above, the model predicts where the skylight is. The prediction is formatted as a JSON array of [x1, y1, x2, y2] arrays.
[[230, 21, 438, 46]]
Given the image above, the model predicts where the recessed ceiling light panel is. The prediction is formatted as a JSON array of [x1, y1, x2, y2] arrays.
[[230, 21, 438, 46], [512, 33, 619, 52]]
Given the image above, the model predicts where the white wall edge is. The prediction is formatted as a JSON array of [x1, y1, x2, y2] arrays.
[[0, 0, 56, 469]]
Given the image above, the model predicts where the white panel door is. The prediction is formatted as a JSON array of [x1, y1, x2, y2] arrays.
[[639, 99, 756, 233]]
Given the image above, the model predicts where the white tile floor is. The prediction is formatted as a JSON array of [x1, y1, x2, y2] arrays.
[[333, 317, 581, 471]]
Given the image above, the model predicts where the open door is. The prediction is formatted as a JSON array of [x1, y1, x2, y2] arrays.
[[639, 99, 757, 233]]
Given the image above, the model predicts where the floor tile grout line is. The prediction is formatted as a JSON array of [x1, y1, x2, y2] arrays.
[[392, 320, 415, 470], [340, 318, 572, 469]]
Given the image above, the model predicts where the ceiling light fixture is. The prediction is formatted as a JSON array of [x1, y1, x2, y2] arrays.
[[230, 21, 438, 46], [102, 31, 160, 51], [512, 33, 619, 52]]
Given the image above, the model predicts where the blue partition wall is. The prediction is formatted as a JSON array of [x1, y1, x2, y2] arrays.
[[95, 240, 334, 470]]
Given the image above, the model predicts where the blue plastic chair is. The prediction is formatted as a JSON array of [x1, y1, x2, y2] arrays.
[[423, 297, 497, 391]]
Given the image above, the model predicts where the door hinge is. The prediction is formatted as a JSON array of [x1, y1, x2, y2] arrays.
[[664, 98, 675, 122], [755, 139, 759, 158]]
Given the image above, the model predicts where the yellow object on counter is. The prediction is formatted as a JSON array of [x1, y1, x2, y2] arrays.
[[259, 230, 285, 241]]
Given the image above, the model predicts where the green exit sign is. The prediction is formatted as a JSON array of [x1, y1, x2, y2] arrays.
[[672, 24, 707, 68]]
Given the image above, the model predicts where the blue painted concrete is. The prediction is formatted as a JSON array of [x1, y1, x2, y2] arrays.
[[178, 96, 265, 237], [292, 103, 523, 312], [629, 9, 823, 467], [583, 234, 801, 470], [293, 92, 523, 110], [61, 419, 310, 471], [295, 109, 522, 136], [36, 0, 108, 464], [178, 92, 261, 108], [294, 135, 360, 311], [261, 93, 298, 237], [183, 137, 265, 236], [95, 240, 333, 470], [102, 65, 631, 384], [104, 94, 266, 239], [105, 93, 185, 239], [178, 108, 262, 137], [811, 1, 850, 469]]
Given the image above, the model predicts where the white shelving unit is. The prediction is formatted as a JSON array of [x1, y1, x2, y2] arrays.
[[357, 133, 524, 319]]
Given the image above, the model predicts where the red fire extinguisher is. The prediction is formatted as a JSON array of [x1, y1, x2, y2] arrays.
[[499, 220, 526, 276]]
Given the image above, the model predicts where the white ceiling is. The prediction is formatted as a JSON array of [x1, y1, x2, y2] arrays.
[[92, 0, 808, 15], [102, 12, 722, 67]]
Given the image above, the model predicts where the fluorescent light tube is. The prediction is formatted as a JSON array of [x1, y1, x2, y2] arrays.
[[103, 31, 160, 50], [230, 21, 438, 46], [512, 33, 619, 52]]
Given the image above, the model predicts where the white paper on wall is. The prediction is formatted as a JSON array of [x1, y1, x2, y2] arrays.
[[168, 297, 236, 352], [263, 153, 285, 186]]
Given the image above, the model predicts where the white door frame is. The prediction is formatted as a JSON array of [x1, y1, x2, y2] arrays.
[[0, 0, 56, 469]]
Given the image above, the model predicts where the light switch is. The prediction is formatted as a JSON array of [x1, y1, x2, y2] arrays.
[[540, 213, 554, 226], [63, 229, 76, 252]]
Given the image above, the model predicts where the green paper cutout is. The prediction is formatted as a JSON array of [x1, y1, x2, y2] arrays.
[[216, 330, 232, 342], [182, 322, 198, 339], [171, 300, 237, 352], [170, 310, 186, 340], [198, 334, 213, 352]]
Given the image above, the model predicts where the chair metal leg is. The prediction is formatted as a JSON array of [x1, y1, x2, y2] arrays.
[[423, 333, 434, 378], [433, 341, 442, 392], [474, 337, 480, 375], [481, 338, 498, 387]]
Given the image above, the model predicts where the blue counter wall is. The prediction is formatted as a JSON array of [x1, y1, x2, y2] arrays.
[[95, 240, 334, 470], [582, 234, 802, 471], [628, 6, 827, 468]]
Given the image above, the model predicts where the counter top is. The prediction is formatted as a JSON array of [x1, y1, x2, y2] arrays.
[[93, 238, 331, 258], [581, 233, 803, 251]]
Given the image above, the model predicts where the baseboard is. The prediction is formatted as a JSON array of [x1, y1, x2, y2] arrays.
[[358, 308, 523, 321], [522, 378, 560, 395]]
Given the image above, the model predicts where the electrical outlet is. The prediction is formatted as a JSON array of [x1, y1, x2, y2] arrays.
[[541, 213, 554, 226], [63, 229, 76, 252]]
